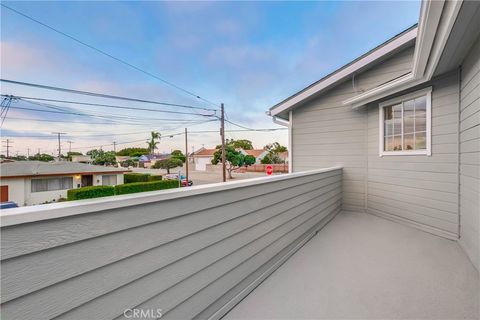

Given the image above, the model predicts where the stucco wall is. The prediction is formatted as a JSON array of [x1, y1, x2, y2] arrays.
[[0, 178, 26, 206]]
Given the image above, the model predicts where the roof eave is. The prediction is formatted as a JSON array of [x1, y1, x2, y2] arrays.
[[268, 26, 418, 118], [345, 0, 463, 109]]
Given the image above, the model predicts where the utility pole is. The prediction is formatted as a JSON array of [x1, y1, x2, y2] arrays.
[[220, 103, 226, 182], [67, 141, 74, 153], [185, 128, 189, 185], [2, 139, 13, 158], [52, 132, 66, 161], [27, 148, 30, 160], [113, 141, 117, 153]]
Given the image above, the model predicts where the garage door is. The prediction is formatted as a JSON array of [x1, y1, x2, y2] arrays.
[[1, 185, 8, 202]]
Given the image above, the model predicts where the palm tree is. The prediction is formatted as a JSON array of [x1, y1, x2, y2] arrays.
[[147, 131, 160, 155]]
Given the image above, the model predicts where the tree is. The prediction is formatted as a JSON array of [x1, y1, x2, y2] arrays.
[[116, 147, 149, 157], [264, 142, 287, 154], [211, 145, 256, 179], [87, 149, 116, 166], [147, 131, 161, 155], [152, 158, 183, 173], [170, 150, 186, 163], [226, 139, 253, 150], [120, 159, 137, 168], [28, 153, 54, 162], [261, 142, 288, 164]]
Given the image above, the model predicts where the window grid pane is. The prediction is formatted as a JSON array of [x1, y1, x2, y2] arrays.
[[383, 95, 427, 152]]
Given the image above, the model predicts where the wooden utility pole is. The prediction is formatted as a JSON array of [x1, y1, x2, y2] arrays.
[[220, 103, 226, 182], [67, 141, 74, 153], [52, 132, 66, 161], [113, 141, 117, 153], [2, 139, 13, 158], [184, 128, 189, 185]]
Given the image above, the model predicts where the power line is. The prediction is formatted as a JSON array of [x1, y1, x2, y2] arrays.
[[0, 80, 218, 112], [7, 104, 213, 122], [1, 116, 208, 126], [4, 95, 217, 117], [1, 4, 220, 108]]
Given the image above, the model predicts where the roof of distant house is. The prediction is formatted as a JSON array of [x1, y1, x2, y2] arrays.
[[191, 148, 217, 157], [0, 161, 129, 178], [245, 149, 267, 158]]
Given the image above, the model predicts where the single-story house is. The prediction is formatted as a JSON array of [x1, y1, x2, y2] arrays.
[[70, 155, 92, 163], [189, 147, 217, 171], [269, 2, 480, 270], [0, 161, 129, 206], [241, 149, 269, 163]]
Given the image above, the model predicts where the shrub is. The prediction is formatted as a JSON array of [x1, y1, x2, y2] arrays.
[[124, 173, 150, 183], [147, 175, 163, 181], [124, 173, 162, 183], [115, 180, 178, 195], [67, 186, 115, 201]]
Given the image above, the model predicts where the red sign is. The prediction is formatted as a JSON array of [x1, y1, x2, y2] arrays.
[[266, 165, 273, 176]]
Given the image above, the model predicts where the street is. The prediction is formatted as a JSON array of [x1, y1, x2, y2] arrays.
[[130, 167, 283, 185]]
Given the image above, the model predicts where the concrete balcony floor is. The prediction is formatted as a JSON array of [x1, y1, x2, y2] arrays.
[[224, 211, 479, 319]]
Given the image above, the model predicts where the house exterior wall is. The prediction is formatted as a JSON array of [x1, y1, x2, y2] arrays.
[[292, 45, 414, 212], [291, 45, 464, 239], [195, 157, 212, 171], [459, 36, 480, 271], [0, 178, 26, 205], [0, 168, 342, 320], [2, 173, 125, 206], [366, 72, 460, 239]]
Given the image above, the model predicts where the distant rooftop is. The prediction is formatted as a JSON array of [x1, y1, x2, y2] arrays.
[[0, 161, 129, 178]]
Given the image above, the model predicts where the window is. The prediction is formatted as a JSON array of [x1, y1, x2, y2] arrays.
[[31, 177, 73, 192], [102, 174, 117, 186], [379, 87, 431, 156]]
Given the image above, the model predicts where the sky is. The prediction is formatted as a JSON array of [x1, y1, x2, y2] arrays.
[[1, 1, 420, 156]]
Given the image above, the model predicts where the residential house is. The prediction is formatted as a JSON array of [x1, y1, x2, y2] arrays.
[[189, 147, 217, 171], [268, 2, 480, 272], [70, 155, 92, 163], [0, 2, 478, 319], [241, 149, 269, 163], [0, 161, 128, 206]]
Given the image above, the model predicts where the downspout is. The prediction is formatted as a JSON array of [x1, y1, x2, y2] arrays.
[[288, 111, 293, 173]]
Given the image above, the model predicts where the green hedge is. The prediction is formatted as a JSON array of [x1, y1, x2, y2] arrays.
[[124, 173, 149, 183], [67, 185, 115, 201], [114, 180, 178, 195], [148, 175, 163, 182], [124, 173, 162, 183]]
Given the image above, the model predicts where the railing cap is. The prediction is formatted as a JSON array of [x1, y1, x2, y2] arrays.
[[0, 167, 342, 227]]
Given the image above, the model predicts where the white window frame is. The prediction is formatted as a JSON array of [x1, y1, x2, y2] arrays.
[[378, 87, 432, 156]]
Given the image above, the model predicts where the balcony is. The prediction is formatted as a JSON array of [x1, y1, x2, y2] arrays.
[[0, 167, 478, 320]]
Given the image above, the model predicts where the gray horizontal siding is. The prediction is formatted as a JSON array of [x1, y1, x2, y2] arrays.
[[366, 72, 460, 238], [0, 168, 342, 320], [292, 45, 415, 212], [459, 36, 480, 271]]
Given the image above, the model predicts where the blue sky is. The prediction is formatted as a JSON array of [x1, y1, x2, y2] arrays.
[[1, 1, 420, 155]]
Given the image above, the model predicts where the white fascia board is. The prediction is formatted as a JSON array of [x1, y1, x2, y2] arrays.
[[345, 0, 462, 110], [269, 27, 417, 117], [272, 116, 289, 127]]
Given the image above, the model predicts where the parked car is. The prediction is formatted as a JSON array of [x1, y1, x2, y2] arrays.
[[164, 174, 193, 187], [0, 201, 18, 209]]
